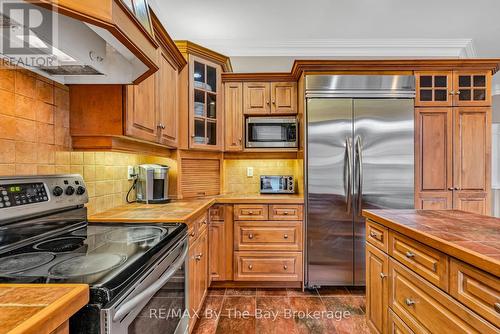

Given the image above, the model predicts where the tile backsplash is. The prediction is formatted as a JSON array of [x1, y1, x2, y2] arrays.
[[223, 159, 304, 194], [0, 65, 176, 216]]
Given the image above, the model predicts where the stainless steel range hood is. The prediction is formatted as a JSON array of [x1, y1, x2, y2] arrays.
[[0, 2, 150, 84]]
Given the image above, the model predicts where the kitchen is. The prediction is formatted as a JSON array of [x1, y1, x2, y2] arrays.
[[0, 1, 499, 334]]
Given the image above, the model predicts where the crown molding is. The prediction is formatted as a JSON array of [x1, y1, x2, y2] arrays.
[[193, 38, 476, 59], [175, 40, 233, 72]]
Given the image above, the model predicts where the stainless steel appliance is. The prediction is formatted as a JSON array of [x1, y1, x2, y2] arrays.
[[246, 116, 297, 148], [305, 75, 415, 287], [136, 164, 170, 204], [0, 175, 188, 334], [260, 175, 295, 194]]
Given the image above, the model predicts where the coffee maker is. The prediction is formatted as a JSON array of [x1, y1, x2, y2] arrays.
[[136, 164, 170, 204]]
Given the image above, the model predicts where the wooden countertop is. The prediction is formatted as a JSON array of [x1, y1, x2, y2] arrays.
[[0, 284, 88, 334], [363, 209, 500, 277], [89, 193, 304, 223]]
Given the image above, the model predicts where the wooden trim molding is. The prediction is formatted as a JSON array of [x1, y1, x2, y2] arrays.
[[72, 136, 172, 157], [175, 40, 233, 72], [222, 59, 500, 82], [150, 11, 187, 70]]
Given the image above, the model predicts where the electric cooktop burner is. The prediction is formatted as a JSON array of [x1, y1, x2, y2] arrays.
[[34, 237, 86, 252], [48, 253, 127, 278], [105, 226, 167, 243], [0, 252, 55, 274]]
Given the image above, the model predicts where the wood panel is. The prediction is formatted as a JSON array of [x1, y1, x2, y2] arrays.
[[233, 251, 302, 281], [209, 204, 225, 221], [389, 259, 497, 334], [453, 107, 491, 215], [157, 47, 178, 147], [271, 82, 297, 114], [268, 204, 303, 221], [389, 232, 449, 291], [366, 220, 389, 252], [224, 82, 243, 151], [234, 204, 268, 220], [366, 243, 389, 334], [209, 222, 225, 282], [234, 221, 303, 251], [243, 82, 270, 114], [180, 158, 221, 198], [449, 259, 500, 327], [415, 108, 453, 209], [388, 310, 415, 334]]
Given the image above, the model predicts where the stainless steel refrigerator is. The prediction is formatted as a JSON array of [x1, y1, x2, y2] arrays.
[[305, 75, 415, 287]]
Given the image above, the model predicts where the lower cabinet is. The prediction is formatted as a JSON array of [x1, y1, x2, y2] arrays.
[[208, 221, 225, 281], [188, 215, 208, 332], [366, 242, 388, 334]]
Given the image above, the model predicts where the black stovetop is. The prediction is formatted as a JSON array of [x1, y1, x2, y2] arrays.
[[0, 207, 187, 306]]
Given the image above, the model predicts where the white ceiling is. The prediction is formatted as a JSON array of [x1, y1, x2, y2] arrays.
[[150, 0, 500, 75]]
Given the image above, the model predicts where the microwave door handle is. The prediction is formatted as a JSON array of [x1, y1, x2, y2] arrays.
[[345, 137, 353, 213], [112, 240, 188, 322]]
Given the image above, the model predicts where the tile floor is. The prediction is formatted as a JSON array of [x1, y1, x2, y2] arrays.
[[192, 287, 368, 334]]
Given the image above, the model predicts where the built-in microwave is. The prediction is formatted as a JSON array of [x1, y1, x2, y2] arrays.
[[246, 117, 298, 148]]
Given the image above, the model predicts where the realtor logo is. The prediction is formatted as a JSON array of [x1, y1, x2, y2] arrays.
[[0, 0, 59, 67]]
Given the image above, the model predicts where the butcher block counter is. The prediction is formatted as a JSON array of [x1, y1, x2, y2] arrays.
[[88, 193, 304, 223], [0, 284, 88, 334], [363, 209, 500, 334]]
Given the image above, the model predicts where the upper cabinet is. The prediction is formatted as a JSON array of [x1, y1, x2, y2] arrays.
[[243, 82, 297, 115], [224, 83, 244, 151], [69, 11, 186, 154], [175, 41, 232, 151], [415, 71, 492, 107]]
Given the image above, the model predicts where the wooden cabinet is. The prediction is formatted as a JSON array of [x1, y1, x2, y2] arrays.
[[157, 48, 179, 147], [415, 71, 491, 107], [415, 106, 491, 215], [125, 74, 157, 142], [243, 82, 297, 115], [234, 221, 302, 251], [224, 82, 243, 151], [234, 204, 268, 220], [366, 220, 389, 252], [366, 243, 389, 334], [234, 251, 302, 281], [209, 221, 225, 282]]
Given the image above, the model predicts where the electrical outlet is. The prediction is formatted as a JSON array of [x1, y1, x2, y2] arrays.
[[247, 167, 253, 177], [127, 166, 135, 180]]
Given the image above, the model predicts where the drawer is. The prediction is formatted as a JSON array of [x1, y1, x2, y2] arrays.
[[389, 231, 448, 290], [450, 259, 500, 327], [366, 220, 389, 252], [388, 309, 415, 334], [234, 221, 303, 251], [190, 211, 208, 238], [234, 251, 302, 281], [209, 204, 225, 222], [234, 204, 268, 220], [389, 258, 497, 334], [269, 205, 303, 220]]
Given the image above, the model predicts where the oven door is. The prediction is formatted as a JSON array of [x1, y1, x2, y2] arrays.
[[101, 237, 189, 334], [246, 117, 297, 148]]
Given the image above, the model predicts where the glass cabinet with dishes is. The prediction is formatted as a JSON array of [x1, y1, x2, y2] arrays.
[[189, 55, 222, 150]]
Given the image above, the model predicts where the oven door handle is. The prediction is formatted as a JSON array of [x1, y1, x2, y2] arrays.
[[112, 240, 188, 323]]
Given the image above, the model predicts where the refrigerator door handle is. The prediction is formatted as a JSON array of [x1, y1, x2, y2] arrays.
[[344, 137, 353, 213], [355, 136, 363, 214]]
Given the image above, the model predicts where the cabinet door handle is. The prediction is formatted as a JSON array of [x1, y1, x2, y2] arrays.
[[248, 264, 253, 270], [456, 90, 461, 95], [448, 187, 454, 191], [195, 254, 202, 261], [449, 90, 455, 95], [272, 100, 276, 104], [494, 302, 500, 313], [369, 231, 378, 238], [405, 251, 415, 259], [266, 101, 270, 105], [380, 273, 387, 279], [454, 187, 460, 191], [405, 298, 416, 306], [283, 234, 288, 239], [157, 123, 165, 129], [283, 265, 288, 270], [248, 234, 254, 239], [190, 231, 196, 237]]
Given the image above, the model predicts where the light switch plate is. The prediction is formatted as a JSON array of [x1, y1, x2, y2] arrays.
[[247, 167, 253, 177]]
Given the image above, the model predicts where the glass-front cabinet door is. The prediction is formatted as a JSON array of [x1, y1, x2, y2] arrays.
[[453, 71, 492, 107], [415, 71, 453, 107], [190, 56, 222, 150]]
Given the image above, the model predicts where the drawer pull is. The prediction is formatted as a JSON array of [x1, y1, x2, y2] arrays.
[[283, 234, 289, 239], [202, 220, 207, 225], [190, 231, 196, 237], [405, 251, 415, 259], [283, 211, 289, 215], [369, 231, 378, 238], [247, 211, 254, 215], [495, 303, 500, 314], [195, 254, 202, 261], [248, 264, 253, 270], [283, 265, 288, 270], [380, 273, 387, 279], [248, 234, 254, 239], [405, 298, 416, 306]]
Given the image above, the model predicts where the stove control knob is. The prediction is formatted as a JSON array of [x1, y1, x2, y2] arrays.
[[76, 186, 86, 195], [65, 186, 75, 196], [53, 186, 64, 197]]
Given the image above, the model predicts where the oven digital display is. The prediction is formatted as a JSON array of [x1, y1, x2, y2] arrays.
[[0, 183, 48, 208]]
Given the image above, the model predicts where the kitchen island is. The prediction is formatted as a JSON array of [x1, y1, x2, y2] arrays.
[[0, 284, 88, 334], [363, 209, 499, 334]]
